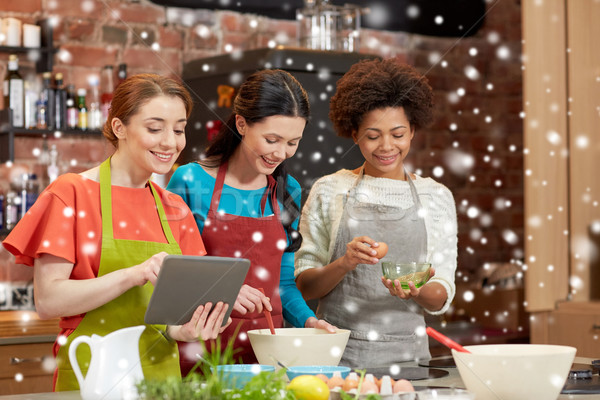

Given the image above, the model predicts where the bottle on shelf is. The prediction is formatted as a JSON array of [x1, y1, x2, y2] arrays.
[[38, 135, 51, 188], [48, 144, 59, 184], [0, 188, 4, 231], [88, 76, 102, 130], [24, 80, 38, 129], [66, 84, 78, 129], [40, 71, 55, 130], [54, 72, 67, 130], [36, 98, 48, 129], [77, 88, 88, 131], [117, 63, 127, 87], [100, 65, 114, 125], [18, 173, 39, 220], [4, 185, 19, 230], [3, 54, 25, 128]]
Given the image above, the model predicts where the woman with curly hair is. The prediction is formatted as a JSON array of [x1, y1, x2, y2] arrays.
[[294, 58, 458, 366]]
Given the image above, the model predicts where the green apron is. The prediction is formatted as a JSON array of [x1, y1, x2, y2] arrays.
[[55, 158, 182, 391]]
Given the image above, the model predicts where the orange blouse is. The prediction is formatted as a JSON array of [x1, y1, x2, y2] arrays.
[[2, 173, 206, 334]]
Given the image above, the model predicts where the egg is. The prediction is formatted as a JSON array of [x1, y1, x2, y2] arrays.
[[315, 374, 329, 384], [342, 376, 359, 392], [373, 241, 389, 259], [360, 379, 379, 394], [392, 378, 415, 393], [327, 375, 345, 389]]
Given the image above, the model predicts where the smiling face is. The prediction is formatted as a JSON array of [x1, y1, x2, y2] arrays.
[[353, 107, 414, 180], [236, 114, 305, 176], [113, 95, 187, 179]]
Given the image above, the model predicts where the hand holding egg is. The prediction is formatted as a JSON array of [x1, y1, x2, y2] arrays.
[[373, 241, 388, 259], [343, 237, 389, 270]]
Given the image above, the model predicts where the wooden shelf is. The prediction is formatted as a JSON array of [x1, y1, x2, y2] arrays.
[[0, 19, 56, 73], [0, 109, 102, 163]]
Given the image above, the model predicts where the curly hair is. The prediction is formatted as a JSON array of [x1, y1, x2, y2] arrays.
[[329, 58, 434, 138]]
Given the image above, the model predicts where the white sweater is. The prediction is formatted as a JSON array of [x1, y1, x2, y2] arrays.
[[295, 169, 458, 315]]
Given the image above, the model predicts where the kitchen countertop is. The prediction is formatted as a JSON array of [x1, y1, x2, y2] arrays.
[[0, 357, 597, 399], [0, 311, 60, 341]]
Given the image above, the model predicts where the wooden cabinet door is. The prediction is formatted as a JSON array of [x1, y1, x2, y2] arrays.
[[0, 342, 55, 395], [547, 302, 600, 358]]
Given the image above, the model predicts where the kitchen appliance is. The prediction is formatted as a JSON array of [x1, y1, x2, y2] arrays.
[[562, 361, 600, 395], [181, 47, 377, 204]]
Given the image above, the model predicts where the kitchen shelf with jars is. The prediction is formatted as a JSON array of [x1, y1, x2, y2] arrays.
[[1, 18, 103, 164], [0, 19, 56, 74], [0, 108, 102, 163]]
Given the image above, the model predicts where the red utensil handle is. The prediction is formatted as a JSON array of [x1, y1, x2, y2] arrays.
[[258, 288, 276, 335], [426, 327, 471, 353]]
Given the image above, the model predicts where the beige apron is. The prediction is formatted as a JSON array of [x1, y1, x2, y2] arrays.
[[318, 166, 430, 368], [55, 158, 182, 391]]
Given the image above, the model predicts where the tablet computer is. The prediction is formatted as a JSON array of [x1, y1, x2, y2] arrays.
[[144, 255, 250, 326]]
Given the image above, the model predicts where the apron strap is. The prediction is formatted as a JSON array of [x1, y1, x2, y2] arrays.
[[100, 158, 114, 241], [209, 162, 229, 213], [260, 175, 281, 219], [149, 181, 178, 245], [99, 157, 177, 245]]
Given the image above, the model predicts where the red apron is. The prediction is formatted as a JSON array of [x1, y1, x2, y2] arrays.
[[180, 162, 286, 373]]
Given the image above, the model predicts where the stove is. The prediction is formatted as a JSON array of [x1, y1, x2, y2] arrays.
[[562, 360, 600, 395]]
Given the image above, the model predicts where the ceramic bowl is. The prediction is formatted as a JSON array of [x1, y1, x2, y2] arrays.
[[452, 344, 576, 400], [214, 364, 275, 389], [381, 262, 431, 289], [248, 328, 351, 369], [286, 365, 351, 380]]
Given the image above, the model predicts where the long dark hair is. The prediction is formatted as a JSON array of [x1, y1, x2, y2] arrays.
[[202, 69, 310, 252]]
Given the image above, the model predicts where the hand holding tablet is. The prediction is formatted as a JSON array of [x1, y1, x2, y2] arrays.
[[145, 255, 250, 327]]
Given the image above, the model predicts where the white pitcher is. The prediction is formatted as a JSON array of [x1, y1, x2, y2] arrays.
[[69, 325, 145, 400]]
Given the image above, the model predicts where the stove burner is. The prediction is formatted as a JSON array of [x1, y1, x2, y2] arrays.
[[569, 369, 593, 379]]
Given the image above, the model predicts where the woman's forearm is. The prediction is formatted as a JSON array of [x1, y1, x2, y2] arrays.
[[34, 255, 138, 319], [296, 257, 353, 300]]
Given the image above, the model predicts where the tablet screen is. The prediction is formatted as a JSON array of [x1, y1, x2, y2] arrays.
[[144, 255, 250, 326]]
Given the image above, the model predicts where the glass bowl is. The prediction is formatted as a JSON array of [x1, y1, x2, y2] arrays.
[[381, 262, 431, 289]]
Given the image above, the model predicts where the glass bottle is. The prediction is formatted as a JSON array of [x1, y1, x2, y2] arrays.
[[100, 65, 114, 124], [88, 76, 102, 130], [66, 84, 78, 129], [3, 54, 25, 127], [77, 88, 88, 130], [54, 72, 67, 130], [40, 71, 55, 130], [297, 0, 319, 49], [0, 188, 4, 230], [5, 186, 19, 230], [48, 144, 59, 184], [36, 99, 48, 129], [117, 63, 127, 87], [24, 80, 38, 129]]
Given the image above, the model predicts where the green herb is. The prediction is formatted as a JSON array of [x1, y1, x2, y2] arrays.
[[136, 333, 295, 400]]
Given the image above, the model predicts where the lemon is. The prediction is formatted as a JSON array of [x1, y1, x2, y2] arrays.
[[287, 374, 330, 400]]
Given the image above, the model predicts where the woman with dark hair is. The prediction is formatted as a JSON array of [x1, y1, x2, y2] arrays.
[[2, 74, 231, 391], [294, 58, 458, 367], [167, 69, 335, 368]]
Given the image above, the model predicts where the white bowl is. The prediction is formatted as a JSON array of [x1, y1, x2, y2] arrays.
[[452, 344, 576, 400], [248, 328, 350, 368]]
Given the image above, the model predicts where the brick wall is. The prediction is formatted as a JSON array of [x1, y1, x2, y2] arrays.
[[0, 0, 523, 281]]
